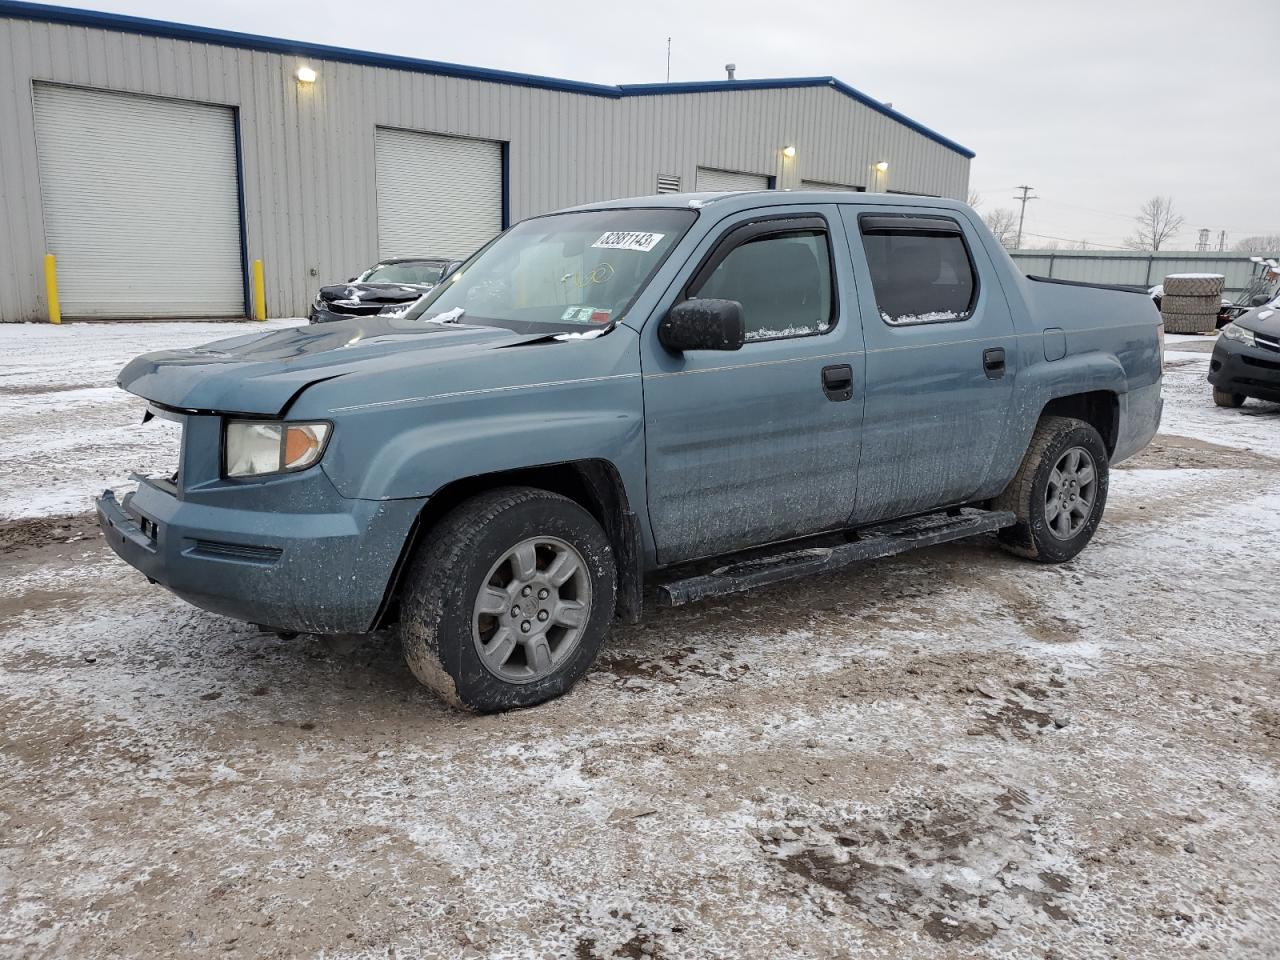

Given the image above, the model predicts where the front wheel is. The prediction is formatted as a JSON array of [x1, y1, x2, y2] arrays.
[[1212, 388, 1246, 408], [994, 416, 1110, 563], [398, 487, 616, 712]]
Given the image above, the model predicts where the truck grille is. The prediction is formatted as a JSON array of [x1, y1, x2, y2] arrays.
[[188, 539, 283, 565]]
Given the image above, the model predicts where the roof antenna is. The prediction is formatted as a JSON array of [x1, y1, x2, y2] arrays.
[[725, 63, 736, 81]]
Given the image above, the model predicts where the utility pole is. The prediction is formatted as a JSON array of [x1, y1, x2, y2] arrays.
[[666, 38, 671, 82], [1013, 185, 1038, 250], [1217, 229, 1227, 252]]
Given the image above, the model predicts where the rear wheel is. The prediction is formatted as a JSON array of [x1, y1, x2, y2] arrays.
[[398, 486, 616, 712], [1212, 388, 1246, 408], [995, 416, 1109, 563]]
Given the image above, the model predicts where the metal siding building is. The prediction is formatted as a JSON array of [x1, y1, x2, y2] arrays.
[[0, 1, 973, 322], [1009, 250, 1269, 297]]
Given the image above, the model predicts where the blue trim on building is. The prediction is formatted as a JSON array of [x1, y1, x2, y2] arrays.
[[499, 141, 510, 230], [230, 106, 252, 318], [0, 0, 974, 159]]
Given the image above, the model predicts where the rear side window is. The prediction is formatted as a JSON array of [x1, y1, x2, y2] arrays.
[[859, 221, 976, 325], [691, 230, 834, 341]]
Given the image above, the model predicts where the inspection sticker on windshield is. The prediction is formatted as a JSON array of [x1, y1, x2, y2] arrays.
[[591, 231, 664, 252], [561, 306, 612, 324]]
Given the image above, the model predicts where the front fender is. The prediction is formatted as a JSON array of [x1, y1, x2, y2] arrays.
[[326, 380, 646, 501], [299, 326, 647, 506]]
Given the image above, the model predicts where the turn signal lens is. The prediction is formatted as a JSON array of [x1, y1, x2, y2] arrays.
[[284, 423, 330, 470], [225, 420, 331, 477]]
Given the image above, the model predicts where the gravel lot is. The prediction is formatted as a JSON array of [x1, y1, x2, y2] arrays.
[[2, 324, 1278, 959]]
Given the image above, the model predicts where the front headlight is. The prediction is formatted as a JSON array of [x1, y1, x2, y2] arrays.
[[225, 421, 331, 477], [1221, 323, 1256, 347]]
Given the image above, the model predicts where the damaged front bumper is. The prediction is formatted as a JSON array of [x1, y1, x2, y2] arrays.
[[96, 473, 424, 634]]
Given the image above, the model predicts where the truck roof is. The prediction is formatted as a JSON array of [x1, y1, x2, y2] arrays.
[[558, 190, 971, 216]]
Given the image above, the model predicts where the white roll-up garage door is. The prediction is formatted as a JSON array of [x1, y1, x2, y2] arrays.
[[375, 128, 503, 261], [33, 84, 244, 318], [695, 167, 771, 192]]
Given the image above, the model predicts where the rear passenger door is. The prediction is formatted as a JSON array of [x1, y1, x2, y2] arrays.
[[840, 207, 1016, 524]]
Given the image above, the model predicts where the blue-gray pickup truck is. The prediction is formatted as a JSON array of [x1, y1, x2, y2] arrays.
[[97, 191, 1163, 711]]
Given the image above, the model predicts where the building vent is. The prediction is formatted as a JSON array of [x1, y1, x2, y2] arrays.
[[656, 174, 681, 194]]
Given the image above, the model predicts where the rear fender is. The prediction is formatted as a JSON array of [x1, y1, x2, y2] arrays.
[[987, 351, 1128, 493]]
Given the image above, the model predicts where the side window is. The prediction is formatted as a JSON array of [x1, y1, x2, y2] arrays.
[[690, 229, 834, 341], [860, 223, 976, 326]]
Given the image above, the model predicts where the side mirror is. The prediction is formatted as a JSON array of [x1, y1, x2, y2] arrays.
[[347, 276, 358, 282], [659, 298, 745, 353], [1251, 293, 1270, 306]]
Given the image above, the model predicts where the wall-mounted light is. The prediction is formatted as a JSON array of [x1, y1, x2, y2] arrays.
[[782, 145, 797, 158], [295, 65, 317, 84], [875, 160, 889, 172]]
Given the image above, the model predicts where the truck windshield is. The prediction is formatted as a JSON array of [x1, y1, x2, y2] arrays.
[[404, 208, 696, 332]]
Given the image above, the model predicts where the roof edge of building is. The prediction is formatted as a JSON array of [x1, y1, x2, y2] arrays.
[[0, 0, 975, 159], [620, 77, 973, 159]]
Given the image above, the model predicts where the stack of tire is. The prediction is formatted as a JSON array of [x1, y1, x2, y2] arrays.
[[1160, 273, 1225, 334]]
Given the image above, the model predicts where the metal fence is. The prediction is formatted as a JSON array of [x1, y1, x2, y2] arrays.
[[1008, 250, 1275, 296]]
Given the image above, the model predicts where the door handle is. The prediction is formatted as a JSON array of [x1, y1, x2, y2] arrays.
[[821, 364, 854, 401], [982, 347, 1006, 379]]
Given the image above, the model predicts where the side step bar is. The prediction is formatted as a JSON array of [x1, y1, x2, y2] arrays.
[[657, 508, 1016, 607]]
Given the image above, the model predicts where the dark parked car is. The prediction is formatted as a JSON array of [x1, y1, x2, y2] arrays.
[[99, 191, 1161, 713], [1209, 297, 1280, 407], [309, 257, 461, 323]]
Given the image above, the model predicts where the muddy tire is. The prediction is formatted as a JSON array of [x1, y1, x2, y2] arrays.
[[1212, 388, 1246, 408], [1159, 294, 1219, 316], [1162, 274, 1225, 297], [398, 486, 616, 712], [1160, 311, 1216, 334], [994, 416, 1109, 563]]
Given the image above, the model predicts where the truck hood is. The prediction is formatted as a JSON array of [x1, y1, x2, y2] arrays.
[[317, 281, 433, 307], [118, 316, 552, 415]]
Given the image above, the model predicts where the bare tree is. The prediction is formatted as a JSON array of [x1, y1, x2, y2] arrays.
[[983, 208, 1019, 248], [1233, 234, 1280, 253], [1125, 195, 1184, 251], [967, 188, 983, 210]]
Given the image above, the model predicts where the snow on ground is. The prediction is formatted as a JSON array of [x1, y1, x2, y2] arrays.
[[1, 324, 1278, 959], [0, 320, 302, 519]]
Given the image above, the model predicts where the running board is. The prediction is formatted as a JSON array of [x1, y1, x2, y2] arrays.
[[657, 508, 1016, 607]]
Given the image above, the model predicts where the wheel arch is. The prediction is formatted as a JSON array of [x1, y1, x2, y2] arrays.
[[371, 459, 643, 631], [1039, 389, 1120, 455]]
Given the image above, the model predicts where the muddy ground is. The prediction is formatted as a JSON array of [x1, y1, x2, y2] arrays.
[[1, 327, 1278, 959]]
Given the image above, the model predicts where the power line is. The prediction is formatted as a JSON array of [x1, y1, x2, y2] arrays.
[[1036, 198, 1135, 222], [1020, 230, 1129, 250]]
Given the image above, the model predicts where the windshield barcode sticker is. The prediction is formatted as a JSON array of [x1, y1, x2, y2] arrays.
[[592, 231, 665, 252]]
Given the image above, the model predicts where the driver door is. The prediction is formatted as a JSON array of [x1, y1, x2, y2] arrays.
[[640, 209, 866, 564]]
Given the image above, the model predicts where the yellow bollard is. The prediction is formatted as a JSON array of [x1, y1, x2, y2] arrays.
[[251, 259, 266, 321], [44, 254, 61, 324]]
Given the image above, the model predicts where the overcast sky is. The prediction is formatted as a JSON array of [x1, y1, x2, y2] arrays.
[[82, 0, 1278, 250]]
